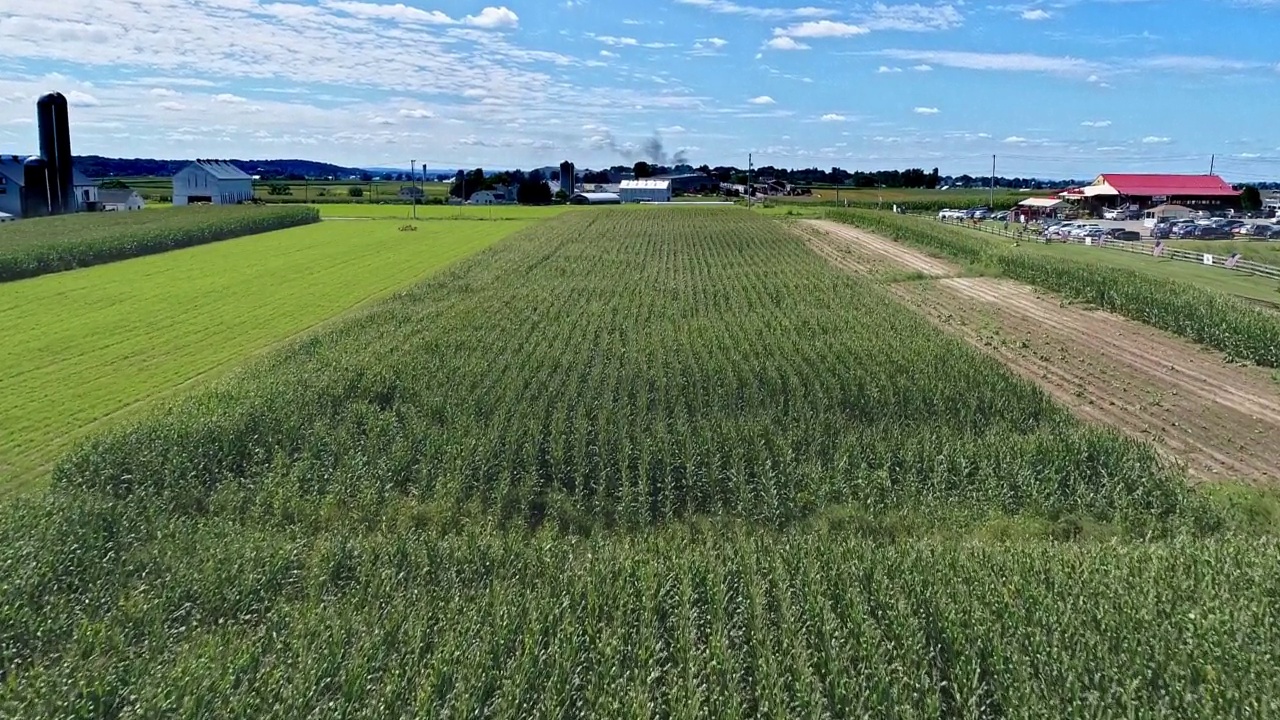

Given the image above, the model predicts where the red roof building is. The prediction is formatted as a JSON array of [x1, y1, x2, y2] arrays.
[[1065, 173, 1240, 209]]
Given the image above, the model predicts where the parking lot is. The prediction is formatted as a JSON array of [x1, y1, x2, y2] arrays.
[[940, 209, 1279, 240]]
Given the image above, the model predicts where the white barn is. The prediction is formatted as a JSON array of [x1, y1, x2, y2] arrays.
[[619, 179, 672, 203], [172, 161, 254, 206], [100, 188, 145, 212]]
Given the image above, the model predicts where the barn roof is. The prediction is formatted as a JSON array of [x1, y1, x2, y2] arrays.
[[1092, 174, 1239, 197], [571, 192, 621, 203], [1017, 197, 1064, 208], [191, 160, 252, 180]]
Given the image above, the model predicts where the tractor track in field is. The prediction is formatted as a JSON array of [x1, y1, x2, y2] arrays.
[[802, 219, 1280, 486]]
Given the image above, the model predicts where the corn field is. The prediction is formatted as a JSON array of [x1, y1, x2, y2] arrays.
[[0, 205, 320, 282], [828, 209, 1280, 368], [2, 208, 1276, 716]]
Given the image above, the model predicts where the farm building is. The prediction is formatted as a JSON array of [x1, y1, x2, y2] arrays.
[[1015, 196, 1065, 220], [0, 155, 98, 217], [1059, 174, 1239, 212], [399, 186, 425, 199], [569, 192, 621, 205], [172, 161, 253, 206], [656, 173, 720, 195], [99, 188, 145, 212], [619, 179, 671, 203], [1142, 204, 1192, 227], [468, 187, 514, 204]]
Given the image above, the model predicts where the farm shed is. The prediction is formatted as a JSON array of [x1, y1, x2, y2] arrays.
[[569, 192, 621, 205], [172, 160, 253, 206], [1016, 196, 1064, 220], [619, 179, 672, 203], [99, 188, 145, 212]]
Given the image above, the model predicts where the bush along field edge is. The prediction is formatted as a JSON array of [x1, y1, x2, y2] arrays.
[[825, 209, 1280, 369], [0, 206, 321, 283]]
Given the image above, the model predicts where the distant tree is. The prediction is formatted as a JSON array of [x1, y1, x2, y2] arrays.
[[358, 172, 373, 182], [314, 187, 328, 197], [348, 186, 364, 198], [267, 182, 292, 196], [928, 167, 940, 190], [633, 161, 652, 179], [517, 171, 553, 204], [554, 189, 570, 203], [100, 178, 129, 189], [582, 169, 610, 184], [696, 164, 712, 177], [1240, 185, 1262, 211]]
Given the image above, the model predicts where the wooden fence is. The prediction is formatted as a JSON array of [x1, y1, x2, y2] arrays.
[[937, 218, 1280, 282]]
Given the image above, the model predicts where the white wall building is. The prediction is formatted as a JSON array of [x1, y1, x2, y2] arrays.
[[619, 179, 671, 203], [172, 161, 253, 206], [100, 188, 145, 211]]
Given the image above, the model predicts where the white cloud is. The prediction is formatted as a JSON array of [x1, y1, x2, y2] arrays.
[[322, 1, 456, 24], [877, 65, 903, 73], [369, 115, 397, 125], [1137, 55, 1259, 73], [1003, 135, 1028, 143], [774, 20, 869, 38], [1021, 9, 1051, 20], [913, 106, 940, 114], [599, 49, 619, 58], [1080, 120, 1111, 127], [748, 95, 776, 104], [1142, 135, 1172, 144], [820, 113, 847, 121], [659, 125, 687, 133], [673, 0, 835, 20], [398, 108, 434, 119], [593, 34, 674, 48], [765, 36, 810, 50], [65, 90, 101, 106], [865, 3, 964, 32], [701, 37, 729, 47], [911, 64, 933, 71], [1237, 152, 1261, 158], [156, 101, 186, 111], [464, 6, 518, 29], [149, 88, 179, 97], [880, 49, 1101, 76], [213, 93, 247, 103]]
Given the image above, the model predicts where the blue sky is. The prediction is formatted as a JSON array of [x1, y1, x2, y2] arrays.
[[1, 0, 1278, 178]]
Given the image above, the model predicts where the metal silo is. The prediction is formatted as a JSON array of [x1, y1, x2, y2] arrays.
[[22, 156, 51, 218], [36, 94, 63, 214], [51, 93, 75, 213]]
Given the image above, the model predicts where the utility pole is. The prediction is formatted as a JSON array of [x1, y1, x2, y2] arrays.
[[989, 154, 996, 208], [305, 177, 309, 203], [747, 152, 753, 207], [1209, 154, 1216, 176], [410, 159, 417, 219]]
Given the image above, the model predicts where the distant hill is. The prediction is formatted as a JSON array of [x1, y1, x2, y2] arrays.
[[74, 156, 365, 180]]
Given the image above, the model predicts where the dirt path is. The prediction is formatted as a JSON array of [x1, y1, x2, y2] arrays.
[[802, 219, 1280, 485]]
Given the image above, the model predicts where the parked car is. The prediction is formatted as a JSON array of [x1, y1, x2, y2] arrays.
[[1171, 223, 1202, 238], [1105, 228, 1141, 242], [993, 211, 1010, 221], [1103, 207, 1139, 221], [1217, 219, 1246, 230], [1241, 223, 1275, 238], [937, 209, 966, 220], [1189, 209, 1213, 220], [1194, 226, 1233, 239]]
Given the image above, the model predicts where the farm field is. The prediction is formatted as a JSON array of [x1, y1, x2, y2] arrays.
[[783, 186, 1030, 210], [1170, 238, 1280, 268], [961, 219, 1280, 305], [4, 208, 1280, 715], [802, 220, 1280, 484], [0, 205, 318, 282], [317, 203, 578, 220], [115, 176, 452, 203], [829, 210, 1280, 367], [0, 219, 524, 492]]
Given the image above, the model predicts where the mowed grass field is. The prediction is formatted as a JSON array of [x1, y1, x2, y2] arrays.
[[317, 203, 577, 220], [0, 219, 527, 491], [4, 209, 1280, 715]]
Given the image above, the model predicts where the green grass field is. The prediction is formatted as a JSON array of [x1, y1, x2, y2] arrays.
[[316, 203, 577, 220], [115, 177, 452, 203], [1170, 238, 1280, 267], [0, 219, 526, 491], [0, 205, 318, 282], [779, 187, 1032, 209], [4, 209, 1280, 715]]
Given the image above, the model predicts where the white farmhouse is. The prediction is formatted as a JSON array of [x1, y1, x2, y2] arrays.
[[172, 160, 254, 206], [100, 188, 145, 211], [619, 179, 672, 203]]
